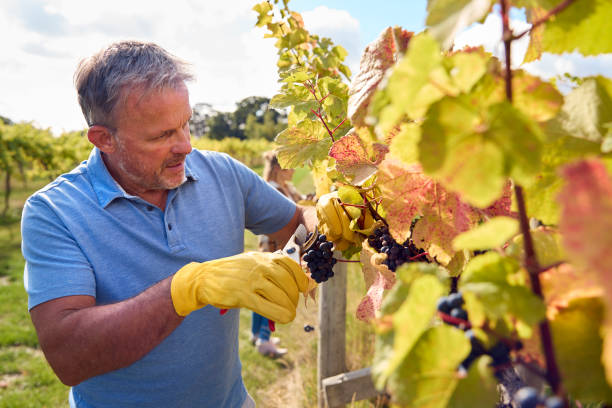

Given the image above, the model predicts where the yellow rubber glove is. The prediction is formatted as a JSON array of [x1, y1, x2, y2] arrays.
[[171, 252, 309, 324], [316, 192, 372, 251]]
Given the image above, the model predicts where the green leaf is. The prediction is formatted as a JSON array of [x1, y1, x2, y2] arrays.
[[384, 33, 457, 120], [388, 325, 471, 407], [551, 296, 612, 402], [252, 1, 273, 27], [485, 101, 544, 186], [506, 227, 567, 268], [419, 97, 541, 207], [525, 0, 612, 58], [522, 120, 601, 224], [274, 120, 332, 168], [426, 0, 494, 50], [447, 356, 498, 408], [382, 275, 446, 383], [337, 185, 364, 219], [389, 122, 421, 165], [460, 252, 546, 327], [372, 325, 396, 391], [512, 70, 563, 122], [396, 262, 451, 286], [281, 69, 315, 84], [444, 47, 490, 93], [452, 216, 519, 251], [555, 77, 612, 148], [428, 135, 506, 207], [331, 45, 348, 60], [270, 83, 315, 110]]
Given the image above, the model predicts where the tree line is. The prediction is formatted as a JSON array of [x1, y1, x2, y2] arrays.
[[189, 96, 287, 141], [0, 95, 284, 216]]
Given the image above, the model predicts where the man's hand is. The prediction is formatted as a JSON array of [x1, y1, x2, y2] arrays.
[[316, 192, 374, 251], [171, 252, 309, 323]]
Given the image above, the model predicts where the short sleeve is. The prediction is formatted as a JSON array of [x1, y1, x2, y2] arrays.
[[228, 156, 296, 235], [21, 197, 96, 310]]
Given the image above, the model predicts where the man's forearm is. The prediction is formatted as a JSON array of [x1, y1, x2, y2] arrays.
[[30, 276, 183, 386]]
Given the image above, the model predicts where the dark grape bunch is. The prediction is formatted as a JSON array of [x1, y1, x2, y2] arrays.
[[436, 292, 522, 374], [303, 233, 337, 283], [514, 387, 564, 408], [367, 226, 428, 272]]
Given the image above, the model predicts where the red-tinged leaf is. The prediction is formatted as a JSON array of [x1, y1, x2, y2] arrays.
[[377, 158, 432, 241], [558, 159, 612, 284], [480, 180, 514, 218], [557, 158, 612, 382], [348, 27, 413, 127], [356, 243, 397, 322], [378, 157, 480, 264], [329, 128, 389, 185], [412, 192, 477, 265], [541, 263, 603, 319]]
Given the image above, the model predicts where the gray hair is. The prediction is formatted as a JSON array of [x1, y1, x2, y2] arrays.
[[74, 40, 195, 128]]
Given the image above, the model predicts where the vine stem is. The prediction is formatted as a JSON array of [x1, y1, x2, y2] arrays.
[[512, 0, 577, 40], [500, 0, 564, 399]]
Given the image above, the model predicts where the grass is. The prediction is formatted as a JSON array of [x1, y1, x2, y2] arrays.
[[0, 173, 378, 407]]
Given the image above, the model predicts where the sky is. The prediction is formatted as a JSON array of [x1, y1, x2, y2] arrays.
[[0, 0, 609, 135]]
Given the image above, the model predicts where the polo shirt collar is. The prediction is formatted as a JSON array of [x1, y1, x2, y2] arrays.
[[87, 147, 198, 208]]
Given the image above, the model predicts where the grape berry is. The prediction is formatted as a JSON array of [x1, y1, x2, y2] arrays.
[[303, 233, 337, 283], [514, 387, 564, 408], [367, 226, 427, 272], [436, 292, 522, 374]]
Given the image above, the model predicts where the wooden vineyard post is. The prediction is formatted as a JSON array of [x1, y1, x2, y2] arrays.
[[317, 251, 347, 408]]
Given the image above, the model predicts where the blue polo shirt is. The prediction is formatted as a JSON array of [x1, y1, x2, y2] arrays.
[[21, 147, 296, 407]]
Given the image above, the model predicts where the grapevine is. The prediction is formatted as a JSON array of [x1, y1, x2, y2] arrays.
[[255, 0, 612, 407]]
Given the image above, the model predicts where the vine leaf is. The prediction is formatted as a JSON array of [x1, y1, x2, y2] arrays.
[[447, 357, 498, 408], [459, 252, 546, 329], [554, 77, 612, 151], [558, 159, 612, 290], [550, 296, 612, 402], [389, 122, 421, 165], [540, 263, 602, 317], [452, 216, 518, 251], [523, 0, 612, 61], [426, 0, 493, 50], [523, 122, 601, 225], [329, 128, 389, 185], [379, 33, 457, 122], [411, 195, 476, 266], [419, 96, 543, 207], [378, 158, 481, 265], [348, 27, 412, 128], [480, 180, 513, 217], [377, 158, 431, 242], [356, 242, 396, 322], [512, 70, 563, 122], [383, 275, 448, 392], [275, 119, 331, 168], [557, 158, 612, 383], [388, 325, 471, 407], [507, 227, 566, 269]]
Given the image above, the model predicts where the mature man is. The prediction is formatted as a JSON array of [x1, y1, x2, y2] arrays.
[[21, 40, 315, 407]]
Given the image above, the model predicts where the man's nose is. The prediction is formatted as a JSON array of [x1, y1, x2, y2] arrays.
[[173, 126, 192, 155]]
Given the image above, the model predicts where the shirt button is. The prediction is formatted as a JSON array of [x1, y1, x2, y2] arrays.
[[168, 224, 173, 230]]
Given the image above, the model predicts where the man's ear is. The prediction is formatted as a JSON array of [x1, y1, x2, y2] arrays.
[[87, 125, 116, 153]]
